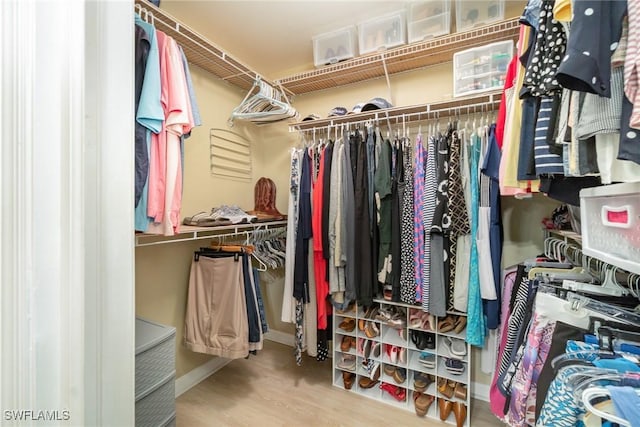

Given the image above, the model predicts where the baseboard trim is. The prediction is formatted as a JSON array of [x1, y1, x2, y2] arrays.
[[264, 330, 295, 347], [471, 381, 490, 402], [175, 357, 231, 398]]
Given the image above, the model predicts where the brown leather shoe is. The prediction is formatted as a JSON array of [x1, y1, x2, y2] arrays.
[[413, 392, 435, 417], [437, 378, 455, 399], [358, 376, 379, 389], [454, 382, 468, 400], [438, 398, 453, 421], [338, 317, 356, 332], [342, 372, 355, 390], [340, 336, 354, 352], [453, 402, 467, 427], [438, 315, 455, 333]]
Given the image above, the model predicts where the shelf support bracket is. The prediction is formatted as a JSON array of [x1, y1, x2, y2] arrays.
[[380, 53, 392, 106]]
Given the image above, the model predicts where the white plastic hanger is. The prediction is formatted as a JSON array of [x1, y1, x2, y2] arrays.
[[582, 387, 634, 427], [229, 77, 298, 126]]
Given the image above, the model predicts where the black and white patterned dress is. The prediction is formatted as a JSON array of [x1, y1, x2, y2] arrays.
[[446, 130, 470, 311], [399, 141, 416, 304]]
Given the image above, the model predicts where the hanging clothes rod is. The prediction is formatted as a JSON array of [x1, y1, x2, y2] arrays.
[[288, 92, 501, 133], [135, 220, 287, 247], [543, 237, 640, 299]]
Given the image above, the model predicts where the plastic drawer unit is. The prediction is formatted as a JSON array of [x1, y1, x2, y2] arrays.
[[136, 317, 177, 427], [359, 11, 406, 55], [580, 182, 640, 275], [407, 0, 451, 43], [453, 40, 512, 97], [456, 0, 504, 32], [313, 26, 357, 67]]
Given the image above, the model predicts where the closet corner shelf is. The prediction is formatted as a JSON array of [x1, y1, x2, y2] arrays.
[[135, 220, 287, 247], [277, 18, 520, 95], [134, 0, 277, 93], [288, 91, 502, 131]]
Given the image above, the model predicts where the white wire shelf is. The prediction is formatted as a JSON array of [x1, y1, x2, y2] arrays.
[[135, 220, 287, 247], [134, 0, 288, 94], [276, 18, 520, 95]]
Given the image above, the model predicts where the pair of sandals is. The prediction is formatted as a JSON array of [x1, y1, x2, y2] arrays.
[[409, 309, 436, 331], [443, 337, 467, 359], [438, 378, 467, 400], [413, 372, 435, 392], [337, 354, 356, 370], [342, 371, 355, 390], [414, 392, 435, 417], [375, 306, 406, 328], [383, 365, 406, 384], [384, 344, 406, 364], [340, 335, 355, 352], [439, 399, 467, 427], [418, 352, 436, 369], [358, 339, 381, 360], [411, 330, 435, 350], [338, 317, 356, 332], [444, 358, 465, 375], [438, 315, 467, 334], [381, 383, 406, 402]]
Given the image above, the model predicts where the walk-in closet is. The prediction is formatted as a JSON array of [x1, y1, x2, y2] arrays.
[[2, 0, 640, 426]]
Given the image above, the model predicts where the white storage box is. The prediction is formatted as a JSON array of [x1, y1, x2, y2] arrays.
[[359, 11, 406, 54], [313, 26, 357, 67], [453, 40, 512, 97], [580, 182, 640, 275], [456, 0, 504, 32], [408, 1, 451, 43]]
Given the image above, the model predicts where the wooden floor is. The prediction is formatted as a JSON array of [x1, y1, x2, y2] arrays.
[[176, 340, 500, 427]]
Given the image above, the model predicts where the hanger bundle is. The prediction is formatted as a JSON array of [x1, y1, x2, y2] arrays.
[[229, 77, 298, 126], [249, 227, 286, 271]]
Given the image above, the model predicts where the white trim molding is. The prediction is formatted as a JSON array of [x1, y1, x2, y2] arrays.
[[175, 358, 232, 398], [471, 381, 491, 402], [264, 330, 296, 347], [1, 0, 135, 425]]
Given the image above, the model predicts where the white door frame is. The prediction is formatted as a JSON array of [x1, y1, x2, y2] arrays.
[[1, 1, 135, 425]]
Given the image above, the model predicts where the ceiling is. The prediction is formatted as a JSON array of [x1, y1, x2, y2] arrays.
[[159, 1, 409, 80]]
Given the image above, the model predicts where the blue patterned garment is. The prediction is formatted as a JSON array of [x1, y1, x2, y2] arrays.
[[537, 341, 603, 427], [466, 133, 485, 347]]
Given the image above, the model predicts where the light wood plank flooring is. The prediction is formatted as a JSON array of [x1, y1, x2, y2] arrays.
[[176, 341, 500, 427]]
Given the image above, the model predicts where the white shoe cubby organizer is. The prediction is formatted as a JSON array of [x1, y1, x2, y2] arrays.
[[333, 299, 471, 426]]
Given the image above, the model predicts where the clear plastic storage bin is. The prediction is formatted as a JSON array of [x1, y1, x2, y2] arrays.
[[456, 0, 505, 32], [407, 1, 451, 43], [359, 11, 406, 55], [313, 26, 357, 67], [580, 182, 640, 275], [453, 40, 512, 97]]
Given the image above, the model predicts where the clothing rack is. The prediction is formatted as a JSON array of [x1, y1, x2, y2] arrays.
[[135, 220, 287, 247], [134, 0, 291, 95], [543, 236, 640, 300], [288, 91, 501, 135]]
